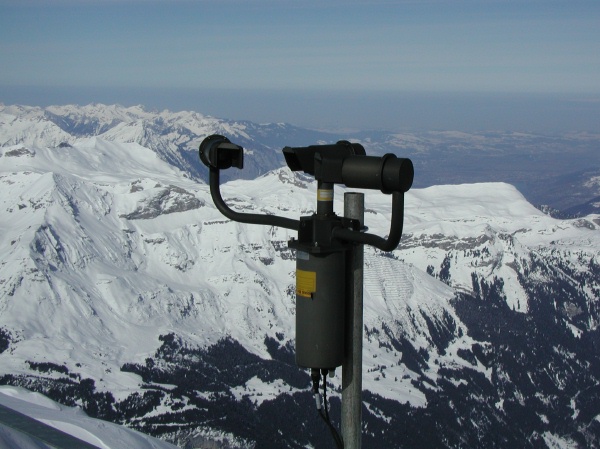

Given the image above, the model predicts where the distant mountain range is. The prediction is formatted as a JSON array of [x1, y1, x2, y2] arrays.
[[1, 103, 599, 216], [0, 103, 599, 448]]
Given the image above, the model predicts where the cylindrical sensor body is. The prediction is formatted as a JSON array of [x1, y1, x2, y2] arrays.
[[295, 249, 346, 369], [341, 154, 414, 193]]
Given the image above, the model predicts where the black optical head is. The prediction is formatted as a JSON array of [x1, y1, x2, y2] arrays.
[[199, 134, 244, 170], [282, 141, 366, 177]]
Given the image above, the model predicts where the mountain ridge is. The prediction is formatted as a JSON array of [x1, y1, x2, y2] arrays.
[[3, 102, 599, 216]]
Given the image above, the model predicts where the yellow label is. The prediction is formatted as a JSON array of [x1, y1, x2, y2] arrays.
[[296, 269, 316, 298], [317, 189, 333, 202]]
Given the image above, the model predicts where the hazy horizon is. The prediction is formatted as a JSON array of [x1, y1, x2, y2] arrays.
[[2, 86, 600, 135], [2, 0, 599, 134]]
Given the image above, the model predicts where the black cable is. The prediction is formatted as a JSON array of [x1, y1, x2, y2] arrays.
[[317, 371, 344, 449]]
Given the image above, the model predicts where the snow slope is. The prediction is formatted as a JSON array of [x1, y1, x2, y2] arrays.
[[0, 386, 178, 449]]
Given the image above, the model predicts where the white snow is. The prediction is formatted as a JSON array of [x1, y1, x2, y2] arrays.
[[542, 431, 579, 449]]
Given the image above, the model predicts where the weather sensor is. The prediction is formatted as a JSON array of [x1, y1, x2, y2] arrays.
[[199, 134, 413, 447]]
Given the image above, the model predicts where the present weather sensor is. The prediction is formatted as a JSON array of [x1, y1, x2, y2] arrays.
[[199, 134, 413, 448]]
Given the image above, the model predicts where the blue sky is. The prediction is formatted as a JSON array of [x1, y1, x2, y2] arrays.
[[1, 0, 599, 131]]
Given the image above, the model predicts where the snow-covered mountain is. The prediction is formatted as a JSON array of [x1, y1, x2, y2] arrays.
[[0, 103, 335, 184], [0, 104, 599, 448]]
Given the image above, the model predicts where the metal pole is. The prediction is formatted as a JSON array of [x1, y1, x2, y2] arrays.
[[341, 192, 364, 449]]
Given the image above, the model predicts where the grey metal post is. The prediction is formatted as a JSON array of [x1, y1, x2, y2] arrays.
[[341, 192, 364, 449]]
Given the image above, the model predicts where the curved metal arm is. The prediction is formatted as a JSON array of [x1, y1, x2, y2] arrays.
[[209, 167, 300, 231], [332, 192, 405, 252]]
